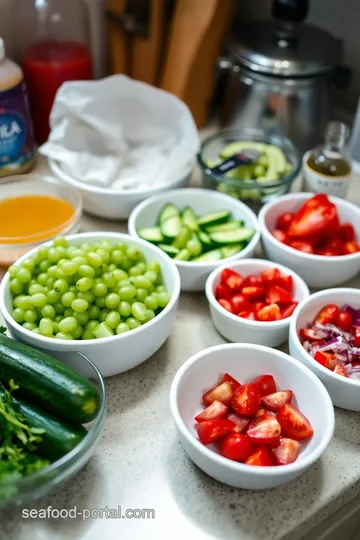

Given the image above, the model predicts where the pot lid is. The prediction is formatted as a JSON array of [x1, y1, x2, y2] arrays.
[[229, 20, 342, 77]]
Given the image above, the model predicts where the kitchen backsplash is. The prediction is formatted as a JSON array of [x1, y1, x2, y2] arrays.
[[0, 0, 358, 115], [237, 0, 360, 113]]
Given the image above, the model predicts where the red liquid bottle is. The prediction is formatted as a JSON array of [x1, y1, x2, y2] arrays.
[[23, 41, 92, 144]]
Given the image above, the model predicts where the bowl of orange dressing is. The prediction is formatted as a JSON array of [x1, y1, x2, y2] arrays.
[[0, 175, 82, 267]]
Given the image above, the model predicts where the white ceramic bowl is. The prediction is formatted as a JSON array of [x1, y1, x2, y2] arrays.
[[170, 343, 334, 490], [205, 259, 309, 348], [49, 158, 192, 220], [128, 188, 260, 291], [289, 288, 360, 411], [258, 192, 360, 288], [0, 232, 180, 377]]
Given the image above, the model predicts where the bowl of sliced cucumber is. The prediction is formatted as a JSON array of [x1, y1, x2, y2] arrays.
[[0, 337, 106, 507], [128, 188, 260, 291], [198, 129, 301, 211]]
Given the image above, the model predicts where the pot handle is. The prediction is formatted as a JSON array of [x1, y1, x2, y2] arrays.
[[272, 0, 309, 24], [217, 56, 240, 74], [333, 66, 352, 90]]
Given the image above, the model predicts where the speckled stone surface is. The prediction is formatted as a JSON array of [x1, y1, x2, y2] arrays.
[[1, 158, 360, 540]]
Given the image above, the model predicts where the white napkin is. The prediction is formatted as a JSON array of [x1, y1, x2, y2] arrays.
[[39, 75, 200, 190]]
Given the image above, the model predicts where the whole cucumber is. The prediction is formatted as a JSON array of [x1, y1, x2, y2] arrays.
[[1, 389, 87, 461], [0, 333, 100, 424]]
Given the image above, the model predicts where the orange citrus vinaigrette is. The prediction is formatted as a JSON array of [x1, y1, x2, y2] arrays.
[[0, 194, 75, 244]]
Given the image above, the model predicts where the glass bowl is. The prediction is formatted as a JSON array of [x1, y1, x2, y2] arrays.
[[198, 129, 301, 212], [0, 351, 106, 508], [0, 175, 82, 268]]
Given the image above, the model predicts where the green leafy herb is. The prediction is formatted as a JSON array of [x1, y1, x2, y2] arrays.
[[0, 380, 49, 493], [0, 326, 6, 335]]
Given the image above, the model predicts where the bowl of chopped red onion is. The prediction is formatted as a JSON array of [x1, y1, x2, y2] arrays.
[[289, 288, 360, 411]]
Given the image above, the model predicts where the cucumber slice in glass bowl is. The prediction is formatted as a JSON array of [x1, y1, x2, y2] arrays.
[[198, 128, 301, 212], [128, 188, 260, 291], [0, 345, 106, 508]]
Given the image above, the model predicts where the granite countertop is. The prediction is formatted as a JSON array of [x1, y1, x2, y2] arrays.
[[1, 159, 360, 540]]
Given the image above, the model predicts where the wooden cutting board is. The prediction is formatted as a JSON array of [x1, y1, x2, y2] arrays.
[[107, 0, 130, 74], [160, 0, 236, 126], [131, 0, 167, 85]]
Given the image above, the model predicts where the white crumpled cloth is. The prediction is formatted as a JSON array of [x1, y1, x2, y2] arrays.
[[40, 75, 200, 191]]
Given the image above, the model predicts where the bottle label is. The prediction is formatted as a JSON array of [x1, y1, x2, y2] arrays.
[[0, 81, 35, 175], [303, 152, 351, 199]]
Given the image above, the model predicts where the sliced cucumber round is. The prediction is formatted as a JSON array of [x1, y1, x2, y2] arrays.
[[192, 249, 223, 263], [209, 228, 255, 245], [197, 211, 231, 228], [137, 227, 164, 244]]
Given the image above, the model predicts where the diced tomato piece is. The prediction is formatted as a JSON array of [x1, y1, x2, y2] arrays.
[[215, 284, 231, 300], [275, 274, 293, 292], [245, 446, 274, 466], [276, 404, 314, 441], [196, 419, 236, 445], [344, 241, 360, 255], [339, 223, 355, 242], [354, 326, 360, 347], [221, 268, 243, 292], [271, 438, 301, 465], [288, 240, 314, 254], [261, 267, 281, 284], [218, 298, 233, 313], [336, 311, 353, 331], [220, 373, 241, 392], [323, 236, 345, 255], [230, 293, 250, 314], [231, 384, 261, 417], [287, 194, 339, 239], [265, 284, 292, 305], [247, 414, 281, 446], [276, 212, 294, 232], [317, 247, 339, 257], [241, 274, 263, 288], [272, 229, 288, 243], [314, 351, 337, 371], [299, 328, 325, 341], [238, 311, 256, 320], [315, 304, 340, 325], [257, 303, 281, 321], [195, 400, 229, 423], [227, 412, 250, 433], [334, 362, 349, 378], [251, 374, 276, 397], [261, 390, 293, 412], [203, 381, 233, 406], [242, 286, 264, 299], [253, 301, 266, 313], [255, 408, 271, 418], [219, 433, 253, 462], [280, 302, 298, 319]]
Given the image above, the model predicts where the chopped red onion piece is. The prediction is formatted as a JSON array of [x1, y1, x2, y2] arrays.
[[342, 304, 359, 321], [316, 336, 343, 352]]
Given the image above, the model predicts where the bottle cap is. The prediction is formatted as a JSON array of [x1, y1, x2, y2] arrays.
[[0, 38, 5, 62]]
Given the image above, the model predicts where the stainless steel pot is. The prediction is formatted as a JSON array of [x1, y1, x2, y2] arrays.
[[219, 2, 351, 154]]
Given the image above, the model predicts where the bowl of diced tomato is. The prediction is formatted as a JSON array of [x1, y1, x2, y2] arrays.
[[205, 259, 309, 348], [170, 343, 334, 490], [289, 288, 360, 411], [258, 193, 360, 288]]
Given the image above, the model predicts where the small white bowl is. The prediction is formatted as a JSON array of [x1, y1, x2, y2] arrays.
[[258, 192, 360, 288], [205, 259, 309, 348], [0, 232, 180, 378], [170, 343, 334, 490], [128, 188, 260, 291], [289, 288, 360, 411], [49, 158, 192, 220]]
